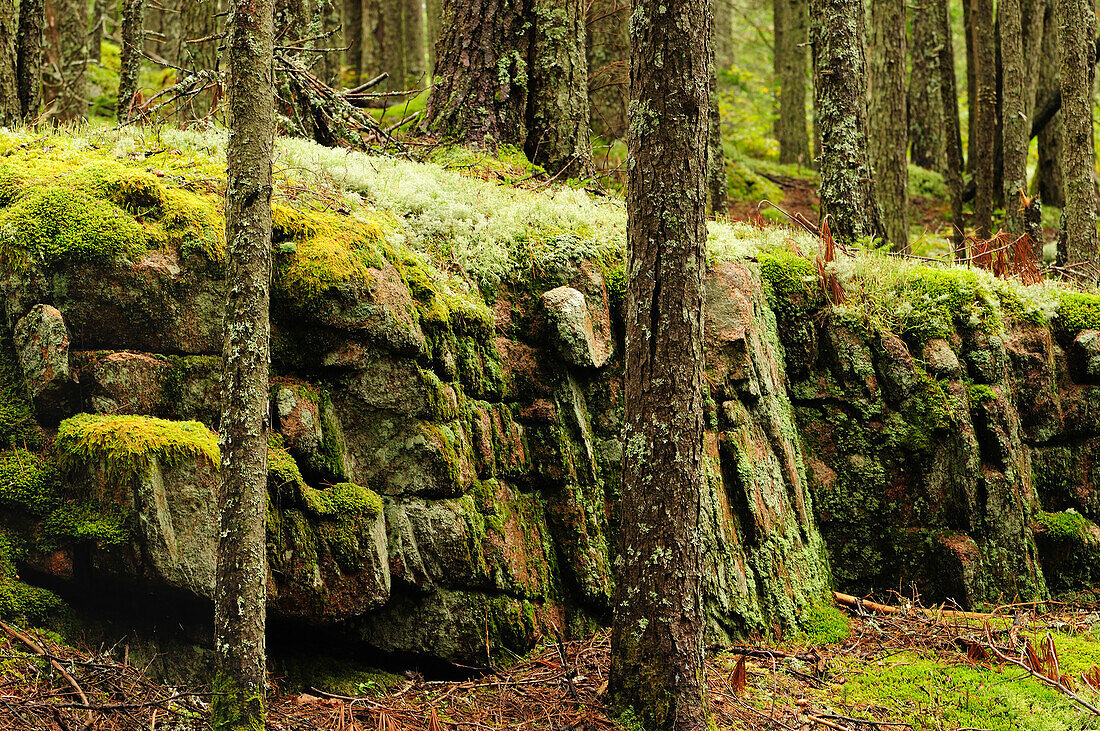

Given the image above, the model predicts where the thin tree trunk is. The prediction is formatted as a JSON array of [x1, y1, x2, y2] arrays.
[[1036, 0, 1064, 207], [49, 0, 88, 122], [811, 0, 885, 243], [0, 1, 19, 125], [527, 0, 593, 176], [935, 0, 966, 258], [775, 0, 810, 165], [89, 0, 106, 63], [869, 0, 908, 250], [426, 0, 442, 72], [1057, 0, 1098, 268], [1000, 0, 1028, 233], [179, 0, 220, 119], [971, 0, 996, 238], [361, 0, 381, 80], [118, 0, 146, 122], [16, 0, 43, 121], [585, 0, 629, 138], [708, 62, 728, 215], [212, 0, 274, 728], [908, 0, 945, 171], [964, 0, 977, 172], [713, 0, 735, 69], [404, 0, 426, 86], [423, 0, 528, 145], [379, 0, 407, 91], [608, 0, 710, 727], [313, 0, 341, 85], [344, 0, 363, 80]]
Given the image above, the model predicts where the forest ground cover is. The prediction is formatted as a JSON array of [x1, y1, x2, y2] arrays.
[[3, 595, 1100, 730]]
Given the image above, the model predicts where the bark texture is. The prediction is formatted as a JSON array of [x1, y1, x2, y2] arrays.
[[608, 0, 711, 728], [1000, 0, 1029, 233], [810, 0, 885, 243], [89, 0, 106, 62], [49, 0, 89, 122], [774, 0, 810, 165], [212, 0, 275, 727], [1036, 0, 1064, 208], [934, 0, 966, 258], [908, 0, 945, 171], [118, 0, 147, 122], [423, 0, 528, 146], [1057, 0, 1098, 268], [869, 0, 908, 250], [404, 0, 426, 85], [344, 0, 364, 79], [426, 0, 442, 72], [0, 1, 19, 125], [16, 0, 44, 120], [379, 0, 407, 90], [526, 0, 593, 176], [970, 0, 996, 239], [964, 0, 976, 172]]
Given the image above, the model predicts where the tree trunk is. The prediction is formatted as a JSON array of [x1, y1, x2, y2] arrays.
[[47, 0, 88, 122], [118, 0, 146, 122], [1000, 0, 1028, 233], [344, 0, 363, 80], [16, 0, 44, 120], [361, 0, 382, 80], [379, 0, 407, 91], [964, 0, 977, 172], [1036, 0, 1064, 207], [775, 0, 810, 165], [313, 0, 341, 85], [527, 0, 593, 176], [908, 0, 945, 171], [89, 0, 106, 62], [423, 0, 528, 145], [713, 0, 735, 69], [810, 0, 885, 243], [0, 1, 19, 125], [585, 0, 629, 138], [708, 62, 728, 215], [935, 0, 966, 258], [404, 0, 426, 86], [212, 0, 274, 728], [608, 0, 710, 727], [971, 0, 996, 238], [426, 0, 442, 72], [869, 0, 908, 250], [1057, 0, 1098, 268], [179, 0, 220, 119]]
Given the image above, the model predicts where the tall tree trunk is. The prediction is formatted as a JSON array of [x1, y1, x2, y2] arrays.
[[527, 0, 593, 176], [361, 0, 382, 80], [935, 0, 966, 258], [212, 0, 274, 728], [1000, 0, 1028, 233], [423, 0, 528, 145], [964, 0, 977, 172], [118, 0, 146, 122], [0, 1, 19, 125], [708, 62, 728, 215], [810, 0, 885, 243], [908, 0, 945, 171], [869, 0, 908, 250], [313, 0, 341, 85], [47, 0, 89, 122], [1036, 0, 1064, 207], [971, 0, 996, 238], [585, 0, 629, 138], [713, 0, 735, 69], [89, 0, 106, 63], [608, 0, 710, 728], [379, 0, 407, 91], [404, 0, 426, 85], [775, 0, 810, 165], [426, 0, 442, 72], [179, 0, 220, 119], [1057, 0, 1098, 267], [16, 0, 43, 120], [144, 1, 181, 65], [344, 0, 363, 80]]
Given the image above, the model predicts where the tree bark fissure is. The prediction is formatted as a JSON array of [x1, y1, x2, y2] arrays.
[[869, 0, 909, 250], [16, 0, 44, 120], [1001, 0, 1029, 233], [118, 0, 148, 122]]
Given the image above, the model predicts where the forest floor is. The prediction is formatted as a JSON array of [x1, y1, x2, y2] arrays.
[[3, 594, 1100, 730]]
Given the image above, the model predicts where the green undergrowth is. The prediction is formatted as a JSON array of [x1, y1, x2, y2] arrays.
[[0, 529, 61, 622], [55, 414, 220, 484]]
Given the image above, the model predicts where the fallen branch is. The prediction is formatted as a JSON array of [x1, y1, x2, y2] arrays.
[[833, 591, 992, 620]]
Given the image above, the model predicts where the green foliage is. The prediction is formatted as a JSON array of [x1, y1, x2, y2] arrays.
[[300, 482, 383, 519], [1036, 510, 1090, 541], [726, 159, 783, 205], [1054, 291, 1100, 335], [40, 503, 130, 547], [0, 449, 58, 517], [0, 530, 62, 622], [968, 383, 997, 406], [796, 604, 851, 645], [908, 164, 948, 199], [55, 414, 220, 484], [0, 339, 42, 450]]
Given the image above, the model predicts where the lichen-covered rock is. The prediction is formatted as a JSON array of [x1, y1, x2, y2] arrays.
[[72, 351, 170, 416], [14, 304, 74, 422], [1070, 330, 1100, 382], [541, 286, 612, 368]]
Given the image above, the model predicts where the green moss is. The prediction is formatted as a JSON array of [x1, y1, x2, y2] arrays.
[[0, 187, 148, 271], [1054, 291, 1100, 335], [160, 187, 226, 265], [427, 143, 545, 185], [0, 530, 62, 622], [55, 414, 220, 484], [211, 671, 265, 731], [796, 604, 851, 645], [0, 449, 58, 517], [300, 482, 382, 519], [267, 439, 306, 494], [969, 383, 998, 406], [0, 339, 42, 450], [1035, 510, 1089, 541], [40, 502, 130, 548]]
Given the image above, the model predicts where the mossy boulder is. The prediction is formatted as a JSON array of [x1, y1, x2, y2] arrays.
[[14, 304, 74, 422]]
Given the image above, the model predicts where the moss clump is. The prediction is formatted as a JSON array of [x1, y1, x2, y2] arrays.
[[1035, 510, 1089, 541], [796, 604, 851, 645], [0, 530, 62, 622], [968, 383, 997, 406], [40, 503, 130, 548], [211, 672, 265, 731], [0, 449, 58, 517], [1054, 291, 1100, 335], [55, 414, 220, 484], [300, 482, 383, 519], [427, 143, 545, 185], [0, 187, 148, 271], [0, 339, 42, 450], [267, 439, 307, 494]]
